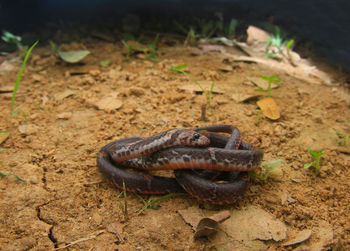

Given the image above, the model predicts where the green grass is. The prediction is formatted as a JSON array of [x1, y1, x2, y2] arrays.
[[250, 159, 282, 182], [265, 26, 295, 64], [1, 30, 28, 58], [333, 128, 349, 147], [304, 148, 326, 175], [0, 40, 38, 183], [261, 159, 282, 182], [0, 171, 26, 182], [116, 182, 128, 221], [254, 74, 281, 97], [135, 193, 183, 214], [173, 14, 238, 44], [170, 64, 215, 107], [121, 34, 160, 62]]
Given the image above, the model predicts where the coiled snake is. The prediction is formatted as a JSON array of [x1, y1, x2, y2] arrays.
[[97, 125, 263, 205]]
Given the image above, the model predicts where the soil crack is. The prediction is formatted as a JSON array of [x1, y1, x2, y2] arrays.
[[36, 203, 58, 248]]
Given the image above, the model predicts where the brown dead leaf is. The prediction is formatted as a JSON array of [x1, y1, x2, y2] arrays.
[[209, 210, 230, 223], [283, 229, 312, 247], [177, 206, 210, 228], [221, 206, 287, 242], [257, 97, 280, 120], [210, 205, 287, 251], [54, 89, 75, 101], [249, 77, 279, 90], [193, 210, 231, 238], [95, 94, 123, 112], [194, 218, 219, 238], [0, 132, 10, 145], [227, 54, 333, 85], [232, 92, 262, 103]]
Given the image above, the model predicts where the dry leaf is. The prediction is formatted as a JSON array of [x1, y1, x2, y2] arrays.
[[209, 210, 230, 223], [249, 77, 279, 90], [54, 90, 75, 101], [0, 132, 10, 145], [94, 93, 123, 112], [211, 205, 287, 251], [232, 92, 262, 103], [227, 54, 333, 85], [257, 97, 280, 120], [283, 229, 312, 247], [194, 218, 219, 238]]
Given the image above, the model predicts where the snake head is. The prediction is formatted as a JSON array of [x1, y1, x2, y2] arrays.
[[177, 130, 210, 146]]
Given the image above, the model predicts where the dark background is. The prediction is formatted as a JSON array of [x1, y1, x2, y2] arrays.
[[1, 0, 349, 72]]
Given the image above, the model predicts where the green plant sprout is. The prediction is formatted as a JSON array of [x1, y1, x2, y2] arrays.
[[174, 14, 238, 43], [170, 64, 215, 108], [254, 74, 281, 97], [121, 34, 159, 62], [135, 193, 182, 214], [249, 159, 282, 182], [0, 42, 36, 183], [49, 41, 90, 63], [116, 182, 128, 221], [333, 128, 349, 147], [265, 26, 295, 63], [99, 59, 111, 68], [261, 159, 282, 182], [304, 148, 326, 175], [1, 30, 28, 58], [0, 41, 38, 134], [0, 171, 26, 182], [255, 109, 264, 125]]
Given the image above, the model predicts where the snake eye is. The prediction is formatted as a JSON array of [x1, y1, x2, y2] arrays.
[[193, 133, 201, 140]]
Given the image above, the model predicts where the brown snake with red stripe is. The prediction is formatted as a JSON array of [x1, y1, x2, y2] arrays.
[[97, 125, 263, 205]]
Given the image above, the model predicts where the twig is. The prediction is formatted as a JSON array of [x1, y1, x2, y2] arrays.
[[55, 230, 105, 250]]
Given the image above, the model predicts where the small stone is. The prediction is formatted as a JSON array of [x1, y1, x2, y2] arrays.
[[92, 212, 103, 224], [129, 87, 145, 97], [29, 177, 39, 184], [89, 69, 101, 77], [56, 112, 72, 120], [18, 124, 39, 135]]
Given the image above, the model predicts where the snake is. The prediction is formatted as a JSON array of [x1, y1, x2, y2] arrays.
[[97, 125, 263, 205]]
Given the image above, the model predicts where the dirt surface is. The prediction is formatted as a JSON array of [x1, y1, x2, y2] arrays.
[[0, 36, 349, 251]]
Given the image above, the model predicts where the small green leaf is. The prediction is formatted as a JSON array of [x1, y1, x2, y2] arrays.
[[304, 163, 312, 169], [286, 40, 294, 51], [264, 159, 282, 170], [171, 64, 187, 72], [99, 59, 111, 68], [58, 50, 90, 63], [11, 109, 20, 118], [0, 171, 26, 182]]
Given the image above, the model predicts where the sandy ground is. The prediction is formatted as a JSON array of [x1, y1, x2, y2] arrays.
[[0, 36, 349, 250]]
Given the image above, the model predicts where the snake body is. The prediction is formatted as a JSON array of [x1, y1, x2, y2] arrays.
[[97, 125, 263, 205]]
